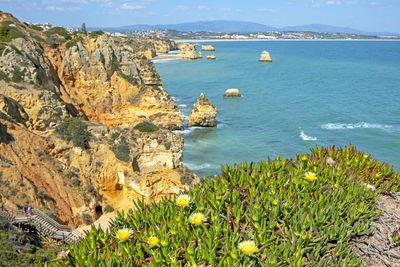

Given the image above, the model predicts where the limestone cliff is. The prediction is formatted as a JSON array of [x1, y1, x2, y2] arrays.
[[0, 12, 199, 227], [177, 43, 197, 59], [187, 93, 218, 127]]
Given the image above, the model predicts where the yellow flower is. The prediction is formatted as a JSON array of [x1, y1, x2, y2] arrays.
[[176, 194, 191, 208], [116, 228, 132, 242], [238, 240, 258, 256], [304, 172, 317, 182], [148, 236, 159, 247], [189, 212, 206, 225]]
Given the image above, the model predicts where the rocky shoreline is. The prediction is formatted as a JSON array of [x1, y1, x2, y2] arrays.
[[0, 11, 199, 227]]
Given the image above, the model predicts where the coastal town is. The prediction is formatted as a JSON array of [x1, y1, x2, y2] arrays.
[[118, 28, 399, 40]]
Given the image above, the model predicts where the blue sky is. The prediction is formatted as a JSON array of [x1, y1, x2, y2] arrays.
[[1, 0, 399, 32]]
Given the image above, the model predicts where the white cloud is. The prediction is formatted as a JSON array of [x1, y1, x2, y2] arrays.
[[326, 0, 342, 4], [175, 5, 190, 11], [370, 1, 377, 5], [220, 7, 232, 12], [42, 0, 88, 4], [46, 6, 81, 11], [259, 8, 275, 13], [121, 2, 145, 10], [198, 5, 210, 11]]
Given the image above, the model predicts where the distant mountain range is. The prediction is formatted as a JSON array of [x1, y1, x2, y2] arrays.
[[90, 20, 399, 37]]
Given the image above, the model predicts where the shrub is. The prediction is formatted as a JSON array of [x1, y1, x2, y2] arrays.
[[65, 38, 79, 49], [89, 30, 104, 38], [45, 36, 65, 47], [71, 178, 81, 187], [81, 213, 93, 225], [55, 118, 91, 148], [111, 140, 131, 163], [0, 70, 10, 82], [29, 24, 43, 32], [11, 66, 23, 83], [104, 205, 114, 213], [133, 121, 159, 133], [55, 145, 400, 266], [164, 141, 171, 150], [0, 24, 23, 42], [45, 27, 71, 39]]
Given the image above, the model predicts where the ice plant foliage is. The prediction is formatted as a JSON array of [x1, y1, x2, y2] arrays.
[[238, 240, 258, 256], [116, 228, 132, 242], [189, 212, 206, 225], [53, 145, 400, 266], [148, 236, 159, 247], [304, 171, 317, 181], [176, 194, 191, 208]]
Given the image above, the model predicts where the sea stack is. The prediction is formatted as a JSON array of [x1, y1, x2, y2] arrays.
[[197, 51, 203, 59], [223, 88, 241, 97], [187, 93, 218, 127], [259, 51, 272, 62], [201, 44, 215, 51], [207, 54, 216, 60], [177, 43, 197, 59]]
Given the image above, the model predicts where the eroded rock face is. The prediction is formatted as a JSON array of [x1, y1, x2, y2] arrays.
[[0, 11, 199, 226], [223, 88, 241, 98], [206, 54, 216, 60], [201, 44, 215, 51], [153, 39, 177, 54], [259, 51, 272, 62], [177, 43, 197, 59], [46, 35, 183, 130], [187, 93, 218, 127]]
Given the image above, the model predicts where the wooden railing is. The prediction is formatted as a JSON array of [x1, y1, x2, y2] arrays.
[[0, 205, 82, 244]]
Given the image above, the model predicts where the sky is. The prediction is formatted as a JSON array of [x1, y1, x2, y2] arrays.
[[0, 0, 399, 33]]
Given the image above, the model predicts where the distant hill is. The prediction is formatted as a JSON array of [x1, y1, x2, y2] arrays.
[[91, 20, 399, 36], [95, 20, 277, 33]]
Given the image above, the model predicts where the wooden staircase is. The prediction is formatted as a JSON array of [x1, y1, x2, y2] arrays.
[[0, 206, 82, 244]]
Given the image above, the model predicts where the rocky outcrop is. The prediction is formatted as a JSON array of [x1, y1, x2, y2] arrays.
[[177, 43, 197, 59], [197, 51, 203, 59], [201, 44, 215, 51], [47, 35, 183, 130], [259, 51, 272, 62], [153, 39, 177, 54], [207, 54, 216, 60], [187, 93, 218, 127], [223, 88, 241, 97], [0, 11, 199, 227]]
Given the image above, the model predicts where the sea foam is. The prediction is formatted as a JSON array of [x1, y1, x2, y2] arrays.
[[300, 131, 317, 141], [322, 122, 394, 130]]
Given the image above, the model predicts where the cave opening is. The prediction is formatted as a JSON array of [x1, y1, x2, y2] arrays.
[[95, 205, 103, 220]]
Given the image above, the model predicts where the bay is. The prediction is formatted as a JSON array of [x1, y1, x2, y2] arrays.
[[154, 41, 400, 177]]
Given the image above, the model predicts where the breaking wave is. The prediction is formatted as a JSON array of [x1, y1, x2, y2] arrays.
[[322, 122, 394, 130], [300, 131, 317, 141]]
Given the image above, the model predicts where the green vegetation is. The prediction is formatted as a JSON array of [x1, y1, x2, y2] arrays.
[[65, 38, 80, 49], [29, 24, 43, 32], [11, 66, 23, 83], [111, 137, 131, 163], [89, 30, 104, 38], [133, 121, 159, 133], [0, 69, 10, 82], [0, 23, 23, 42], [45, 27, 71, 39], [164, 141, 172, 150], [54, 145, 400, 266], [55, 117, 91, 149]]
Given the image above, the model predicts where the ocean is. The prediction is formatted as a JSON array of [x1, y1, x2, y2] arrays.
[[154, 41, 400, 177]]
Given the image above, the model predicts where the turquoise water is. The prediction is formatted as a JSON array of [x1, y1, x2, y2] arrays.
[[154, 41, 400, 177]]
